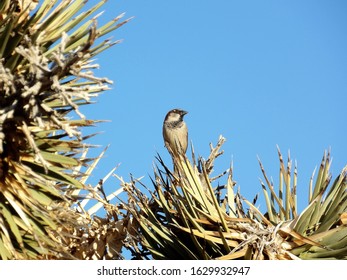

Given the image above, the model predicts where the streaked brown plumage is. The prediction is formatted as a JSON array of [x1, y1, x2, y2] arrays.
[[162, 109, 188, 156]]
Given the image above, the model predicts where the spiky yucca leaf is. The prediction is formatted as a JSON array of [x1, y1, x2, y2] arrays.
[[0, 1, 129, 259], [58, 146, 135, 260], [258, 149, 347, 259]]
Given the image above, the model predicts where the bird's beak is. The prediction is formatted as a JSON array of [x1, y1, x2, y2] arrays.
[[181, 110, 188, 116]]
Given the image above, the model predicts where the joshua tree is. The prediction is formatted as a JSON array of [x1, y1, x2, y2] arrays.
[[0, 0, 130, 259], [0, 1, 346, 260], [124, 138, 347, 259]]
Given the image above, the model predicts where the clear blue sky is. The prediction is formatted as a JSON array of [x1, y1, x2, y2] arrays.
[[81, 0, 346, 214]]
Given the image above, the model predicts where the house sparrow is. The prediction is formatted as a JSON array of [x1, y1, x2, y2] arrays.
[[163, 109, 188, 156]]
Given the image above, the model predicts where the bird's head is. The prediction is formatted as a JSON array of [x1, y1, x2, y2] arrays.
[[164, 109, 188, 123]]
